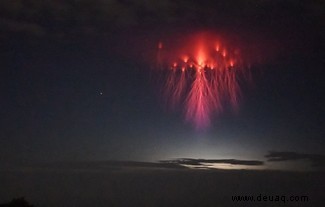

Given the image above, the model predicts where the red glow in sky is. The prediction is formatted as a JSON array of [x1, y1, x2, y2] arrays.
[[157, 32, 249, 130]]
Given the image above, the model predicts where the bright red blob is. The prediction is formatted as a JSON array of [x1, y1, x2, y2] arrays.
[[157, 32, 250, 130]]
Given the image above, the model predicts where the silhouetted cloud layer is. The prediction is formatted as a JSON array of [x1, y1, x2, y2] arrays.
[[266, 151, 325, 168], [27, 160, 188, 171], [160, 158, 264, 167], [6, 159, 266, 172]]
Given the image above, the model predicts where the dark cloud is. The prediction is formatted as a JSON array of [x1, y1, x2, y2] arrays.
[[160, 158, 264, 166], [7, 159, 265, 172], [0, 0, 323, 37], [0, 0, 178, 36], [265, 151, 325, 168], [0, 18, 45, 36], [19, 160, 188, 172]]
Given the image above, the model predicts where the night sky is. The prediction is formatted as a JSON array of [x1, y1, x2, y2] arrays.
[[0, 0, 324, 171]]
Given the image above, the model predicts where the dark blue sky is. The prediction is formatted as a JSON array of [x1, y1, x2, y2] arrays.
[[0, 0, 324, 170]]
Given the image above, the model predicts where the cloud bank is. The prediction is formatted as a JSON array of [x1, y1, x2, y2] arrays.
[[0, 0, 323, 37], [160, 158, 264, 169], [265, 151, 325, 169]]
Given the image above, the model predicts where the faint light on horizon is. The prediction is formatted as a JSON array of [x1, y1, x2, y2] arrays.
[[180, 163, 265, 170]]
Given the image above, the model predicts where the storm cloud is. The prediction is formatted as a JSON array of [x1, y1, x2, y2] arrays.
[[265, 151, 325, 168], [0, 0, 323, 37]]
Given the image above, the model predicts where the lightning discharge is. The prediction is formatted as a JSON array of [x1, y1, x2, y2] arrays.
[[157, 32, 250, 130]]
